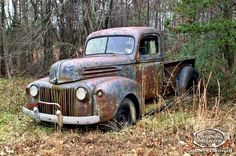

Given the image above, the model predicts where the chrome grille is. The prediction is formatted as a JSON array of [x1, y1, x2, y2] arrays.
[[39, 87, 75, 116]]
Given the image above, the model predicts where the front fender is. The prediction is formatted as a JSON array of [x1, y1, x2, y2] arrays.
[[94, 76, 142, 122]]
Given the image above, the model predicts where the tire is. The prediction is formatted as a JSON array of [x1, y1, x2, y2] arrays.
[[106, 98, 136, 131], [176, 66, 198, 96]]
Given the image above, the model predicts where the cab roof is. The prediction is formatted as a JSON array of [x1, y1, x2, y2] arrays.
[[87, 27, 158, 40]]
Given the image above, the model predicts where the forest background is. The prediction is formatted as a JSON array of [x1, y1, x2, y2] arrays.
[[0, 0, 236, 155], [0, 0, 235, 95]]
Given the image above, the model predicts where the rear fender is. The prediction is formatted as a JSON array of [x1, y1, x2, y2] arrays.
[[94, 77, 142, 122]]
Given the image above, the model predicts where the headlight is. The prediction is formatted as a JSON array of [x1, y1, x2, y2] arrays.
[[76, 87, 87, 101], [30, 85, 39, 97]]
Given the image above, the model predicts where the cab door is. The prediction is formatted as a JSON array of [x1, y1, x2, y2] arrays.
[[138, 34, 164, 100]]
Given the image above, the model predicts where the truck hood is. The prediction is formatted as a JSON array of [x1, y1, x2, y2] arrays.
[[49, 55, 133, 84]]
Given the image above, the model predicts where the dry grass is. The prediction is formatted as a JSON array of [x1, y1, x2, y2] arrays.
[[0, 77, 236, 155]]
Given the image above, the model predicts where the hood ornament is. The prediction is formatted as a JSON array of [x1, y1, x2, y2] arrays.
[[51, 77, 58, 84]]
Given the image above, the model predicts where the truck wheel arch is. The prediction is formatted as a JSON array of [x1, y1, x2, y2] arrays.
[[94, 77, 142, 122], [125, 94, 141, 120]]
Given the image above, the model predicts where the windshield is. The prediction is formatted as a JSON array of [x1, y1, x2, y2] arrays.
[[85, 36, 134, 55]]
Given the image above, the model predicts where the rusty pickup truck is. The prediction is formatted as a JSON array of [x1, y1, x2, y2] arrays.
[[22, 27, 198, 128]]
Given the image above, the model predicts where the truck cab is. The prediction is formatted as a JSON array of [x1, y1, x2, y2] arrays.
[[22, 27, 198, 128]]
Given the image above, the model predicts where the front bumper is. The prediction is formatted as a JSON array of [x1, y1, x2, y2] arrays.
[[22, 106, 100, 125]]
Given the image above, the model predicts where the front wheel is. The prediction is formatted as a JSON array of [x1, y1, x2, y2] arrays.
[[107, 98, 136, 131]]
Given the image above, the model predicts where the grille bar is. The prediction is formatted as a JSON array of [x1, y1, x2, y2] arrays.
[[39, 87, 75, 116], [82, 67, 120, 78]]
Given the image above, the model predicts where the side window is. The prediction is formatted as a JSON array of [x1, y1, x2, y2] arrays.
[[139, 35, 159, 55]]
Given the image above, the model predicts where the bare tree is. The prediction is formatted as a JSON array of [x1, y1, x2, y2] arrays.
[[0, 1, 6, 77]]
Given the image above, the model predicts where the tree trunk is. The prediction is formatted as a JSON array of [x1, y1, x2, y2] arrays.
[[147, 0, 149, 26], [104, 0, 113, 28], [125, 0, 128, 26], [0, 1, 6, 77], [0, 1, 11, 78], [19, 0, 28, 71], [30, 0, 38, 23], [43, 0, 53, 70], [222, 1, 234, 69]]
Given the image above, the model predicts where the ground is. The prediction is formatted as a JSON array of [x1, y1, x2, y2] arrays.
[[0, 78, 236, 156]]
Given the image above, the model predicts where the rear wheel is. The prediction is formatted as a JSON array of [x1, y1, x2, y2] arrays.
[[176, 66, 198, 96]]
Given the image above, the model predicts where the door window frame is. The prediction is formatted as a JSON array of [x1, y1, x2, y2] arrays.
[[139, 33, 163, 62]]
